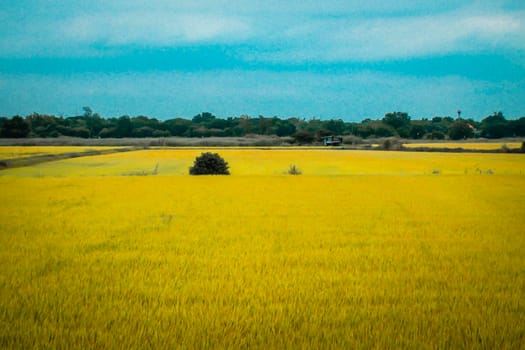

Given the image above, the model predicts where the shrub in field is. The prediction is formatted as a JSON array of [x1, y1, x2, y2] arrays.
[[189, 152, 230, 175], [288, 164, 302, 175], [380, 137, 403, 150], [521, 141, 525, 153]]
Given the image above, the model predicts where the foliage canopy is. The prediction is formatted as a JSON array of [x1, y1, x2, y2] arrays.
[[2, 109, 525, 141]]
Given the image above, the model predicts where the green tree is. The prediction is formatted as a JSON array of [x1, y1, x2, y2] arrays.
[[189, 152, 230, 175], [324, 119, 345, 135], [275, 120, 296, 137], [0, 116, 30, 138], [508, 117, 525, 136], [383, 112, 411, 129], [293, 130, 315, 144], [192, 112, 216, 124], [115, 116, 133, 137], [27, 113, 59, 137], [374, 125, 396, 137], [164, 118, 191, 136], [448, 120, 474, 140], [409, 124, 426, 139], [480, 112, 509, 138]]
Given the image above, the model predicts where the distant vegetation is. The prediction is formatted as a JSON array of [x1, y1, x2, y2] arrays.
[[1, 108, 525, 142]]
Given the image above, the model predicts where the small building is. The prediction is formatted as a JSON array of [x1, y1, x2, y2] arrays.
[[322, 136, 343, 146]]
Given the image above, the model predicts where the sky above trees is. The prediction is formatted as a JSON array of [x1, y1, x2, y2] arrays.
[[1, 0, 524, 120]]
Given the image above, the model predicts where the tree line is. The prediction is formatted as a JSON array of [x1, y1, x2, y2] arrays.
[[1, 108, 524, 141]]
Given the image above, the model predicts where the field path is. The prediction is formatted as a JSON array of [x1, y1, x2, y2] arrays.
[[0, 147, 139, 170]]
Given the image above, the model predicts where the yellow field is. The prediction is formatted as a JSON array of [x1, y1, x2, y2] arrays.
[[1, 148, 524, 348], [3, 148, 525, 177]]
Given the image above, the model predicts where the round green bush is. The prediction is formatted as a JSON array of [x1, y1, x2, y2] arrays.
[[189, 152, 230, 175]]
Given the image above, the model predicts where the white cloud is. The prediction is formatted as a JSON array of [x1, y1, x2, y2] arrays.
[[0, 1, 523, 61], [63, 12, 251, 46], [0, 6, 252, 57], [251, 8, 525, 63]]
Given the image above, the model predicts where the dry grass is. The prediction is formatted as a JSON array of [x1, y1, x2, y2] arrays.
[[404, 141, 523, 151], [0, 135, 292, 147]]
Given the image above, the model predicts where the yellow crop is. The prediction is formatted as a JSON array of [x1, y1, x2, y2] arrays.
[[3, 148, 525, 177], [1, 148, 524, 348]]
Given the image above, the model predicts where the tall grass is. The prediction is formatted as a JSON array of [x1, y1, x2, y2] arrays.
[[0, 149, 524, 348]]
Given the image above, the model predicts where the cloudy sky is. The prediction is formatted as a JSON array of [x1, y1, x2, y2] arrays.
[[1, 0, 524, 121]]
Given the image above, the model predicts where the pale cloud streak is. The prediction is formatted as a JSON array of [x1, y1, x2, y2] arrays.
[[0, 10, 251, 57], [1, 1, 523, 61], [251, 8, 525, 62], [63, 12, 251, 46]]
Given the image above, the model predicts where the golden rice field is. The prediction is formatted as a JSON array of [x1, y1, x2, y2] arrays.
[[3, 148, 525, 177], [1, 147, 524, 348]]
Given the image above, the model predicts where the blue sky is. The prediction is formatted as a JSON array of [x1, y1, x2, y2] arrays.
[[1, 0, 524, 121]]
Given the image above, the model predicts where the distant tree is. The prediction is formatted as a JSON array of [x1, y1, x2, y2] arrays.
[[26, 113, 58, 137], [152, 129, 170, 137], [316, 128, 332, 139], [409, 124, 426, 139], [275, 120, 296, 137], [448, 120, 474, 140], [374, 125, 396, 137], [164, 118, 191, 136], [354, 124, 375, 138], [480, 112, 509, 138], [324, 119, 345, 135], [131, 126, 156, 137], [192, 112, 216, 124], [428, 131, 446, 140], [256, 116, 273, 135], [207, 118, 230, 130], [115, 116, 133, 137], [238, 116, 253, 135], [189, 152, 230, 175], [383, 112, 411, 129], [293, 130, 315, 144], [99, 127, 117, 138], [0, 116, 30, 138], [508, 117, 525, 137]]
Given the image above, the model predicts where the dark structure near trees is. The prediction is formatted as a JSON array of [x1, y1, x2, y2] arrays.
[[189, 152, 230, 175], [322, 136, 342, 146]]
